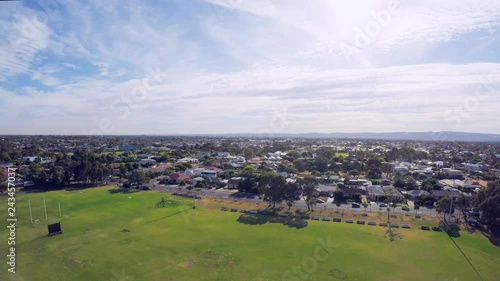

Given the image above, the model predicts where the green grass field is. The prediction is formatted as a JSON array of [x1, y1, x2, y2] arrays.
[[1, 186, 499, 281], [335, 152, 348, 158]]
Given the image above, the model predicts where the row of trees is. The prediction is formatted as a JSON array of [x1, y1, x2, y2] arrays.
[[433, 180, 500, 234], [253, 172, 320, 211]]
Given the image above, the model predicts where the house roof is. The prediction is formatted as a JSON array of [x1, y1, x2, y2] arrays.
[[367, 185, 385, 196], [339, 186, 367, 195], [382, 186, 403, 197], [169, 173, 190, 180], [430, 189, 461, 198], [318, 185, 337, 192]]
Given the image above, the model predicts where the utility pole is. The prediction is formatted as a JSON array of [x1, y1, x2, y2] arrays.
[[28, 199, 33, 224], [43, 196, 48, 221]]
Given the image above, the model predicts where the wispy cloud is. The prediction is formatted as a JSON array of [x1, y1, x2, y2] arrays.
[[0, 0, 499, 134]]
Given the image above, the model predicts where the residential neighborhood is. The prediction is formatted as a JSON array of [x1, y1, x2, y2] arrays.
[[1, 135, 499, 222]]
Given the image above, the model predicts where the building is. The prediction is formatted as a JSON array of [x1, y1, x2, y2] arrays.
[[367, 185, 386, 201], [393, 166, 410, 177], [317, 185, 337, 196], [201, 170, 217, 179], [227, 177, 245, 189], [168, 173, 191, 184], [430, 189, 461, 200], [382, 186, 404, 202], [463, 163, 488, 172], [138, 159, 156, 166], [401, 189, 429, 200], [178, 157, 199, 163], [441, 168, 463, 179]]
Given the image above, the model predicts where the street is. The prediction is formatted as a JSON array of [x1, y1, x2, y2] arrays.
[[146, 180, 438, 216]]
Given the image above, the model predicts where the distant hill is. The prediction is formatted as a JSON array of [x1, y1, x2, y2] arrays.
[[225, 131, 500, 142]]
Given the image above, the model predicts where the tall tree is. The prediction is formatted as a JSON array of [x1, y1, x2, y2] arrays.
[[127, 170, 150, 186], [436, 197, 455, 221], [362, 202, 369, 215], [414, 204, 420, 216], [405, 177, 418, 190], [299, 176, 319, 211], [333, 190, 345, 202], [475, 180, 500, 233], [454, 193, 470, 221], [284, 182, 300, 210], [51, 166, 66, 186], [258, 172, 286, 208], [0, 168, 7, 192]]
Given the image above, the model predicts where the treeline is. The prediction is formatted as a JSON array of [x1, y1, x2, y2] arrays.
[[237, 171, 320, 211], [19, 149, 112, 188]]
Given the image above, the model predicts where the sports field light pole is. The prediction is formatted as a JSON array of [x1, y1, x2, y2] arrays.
[[43, 196, 48, 221], [58, 202, 62, 218], [28, 199, 33, 224]]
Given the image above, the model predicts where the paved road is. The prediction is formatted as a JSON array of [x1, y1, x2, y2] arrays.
[[145, 180, 438, 215]]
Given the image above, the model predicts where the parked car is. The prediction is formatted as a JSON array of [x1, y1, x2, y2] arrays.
[[316, 199, 325, 203], [402, 206, 410, 211], [469, 208, 481, 218], [351, 203, 361, 208], [468, 219, 478, 227], [378, 203, 388, 207]]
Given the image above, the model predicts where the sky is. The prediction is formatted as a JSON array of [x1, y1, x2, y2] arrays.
[[1, 0, 500, 135]]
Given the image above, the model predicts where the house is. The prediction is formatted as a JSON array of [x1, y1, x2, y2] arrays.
[[177, 157, 199, 163], [277, 171, 288, 178], [138, 159, 156, 166], [118, 145, 138, 152], [216, 152, 231, 158], [246, 157, 262, 165], [227, 177, 245, 189], [382, 186, 404, 202], [196, 152, 211, 158], [430, 189, 461, 200], [201, 170, 217, 179], [381, 178, 392, 186], [463, 163, 488, 172], [441, 168, 463, 179], [367, 185, 385, 201], [168, 173, 191, 184], [149, 163, 174, 173], [137, 154, 154, 159], [412, 169, 434, 178], [401, 189, 429, 200], [338, 186, 367, 197], [317, 185, 337, 196], [347, 179, 370, 186], [439, 179, 465, 189], [23, 180, 35, 187], [191, 177, 205, 186], [230, 156, 246, 163], [393, 166, 410, 177], [265, 155, 282, 161], [328, 175, 340, 182], [463, 178, 483, 191], [23, 156, 43, 163]]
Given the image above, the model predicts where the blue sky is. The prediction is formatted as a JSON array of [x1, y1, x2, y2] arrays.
[[1, 0, 500, 135]]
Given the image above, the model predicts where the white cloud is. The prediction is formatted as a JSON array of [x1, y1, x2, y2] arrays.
[[0, 9, 52, 81], [1, 0, 500, 134]]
